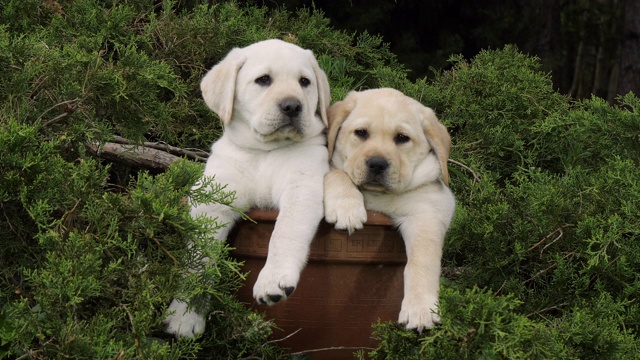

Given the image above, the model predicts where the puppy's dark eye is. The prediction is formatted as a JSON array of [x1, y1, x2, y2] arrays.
[[255, 75, 271, 86], [299, 77, 311, 87], [394, 133, 410, 144], [354, 129, 369, 140]]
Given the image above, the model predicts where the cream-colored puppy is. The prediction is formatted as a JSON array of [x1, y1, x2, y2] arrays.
[[324, 88, 454, 331], [165, 39, 331, 338]]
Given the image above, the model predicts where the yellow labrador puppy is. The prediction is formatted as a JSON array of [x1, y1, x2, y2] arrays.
[[324, 88, 454, 331], [165, 39, 331, 337]]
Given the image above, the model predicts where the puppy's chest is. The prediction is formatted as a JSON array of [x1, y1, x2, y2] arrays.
[[207, 151, 292, 192], [362, 191, 398, 214], [208, 140, 327, 204]]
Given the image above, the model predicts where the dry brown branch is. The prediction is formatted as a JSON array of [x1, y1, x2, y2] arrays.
[[524, 263, 558, 284], [112, 135, 209, 162], [494, 280, 507, 296], [36, 98, 80, 126], [526, 302, 568, 319], [289, 346, 375, 356], [529, 224, 575, 256], [266, 328, 302, 344], [150, 237, 179, 265], [87, 141, 182, 170], [41, 111, 72, 128], [448, 158, 481, 183], [524, 252, 575, 284]]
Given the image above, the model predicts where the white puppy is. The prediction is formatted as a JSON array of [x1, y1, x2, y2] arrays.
[[164, 39, 331, 338], [324, 88, 455, 331]]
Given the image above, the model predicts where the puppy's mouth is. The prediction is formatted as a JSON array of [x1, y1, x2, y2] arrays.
[[359, 175, 391, 193], [255, 120, 305, 141], [359, 182, 388, 192], [358, 157, 392, 192], [274, 122, 303, 135]]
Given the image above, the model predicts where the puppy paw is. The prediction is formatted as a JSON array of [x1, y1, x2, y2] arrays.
[[325, 194, 367, 234], [253, 263, 300, 306], [164, 299, 206, 338], [398, 295, 440, 332]]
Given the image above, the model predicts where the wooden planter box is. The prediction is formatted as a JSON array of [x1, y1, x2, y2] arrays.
[[230, 209, 406, 359]]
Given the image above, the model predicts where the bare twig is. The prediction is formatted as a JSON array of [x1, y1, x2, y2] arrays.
[[521, 93, 553, 115], [0, 203, 16, 234], [448, 158, 481, 183], [150, 237, 179, 265], [121, 304, 137, 334], [526, 303, 568, 319], [266, 328, 302, 344], [289, 346, 376, 356], [36, 98, 79, 122], [86, 141, 182, 170], [37, 98, 80, 127], [524, 252, 575, 284], [114, 348, 125, 360], [524, 263, 558, 284], [112, 135, 209, 162], [41, 111, 72, 128], [529, 224, 575, 256]]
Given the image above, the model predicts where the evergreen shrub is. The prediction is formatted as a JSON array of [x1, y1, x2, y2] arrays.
[[1, 0, 638, 359], [364, 47, 640, 360]]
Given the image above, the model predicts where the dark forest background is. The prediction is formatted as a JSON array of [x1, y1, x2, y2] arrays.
[[255, 0, 640, 103]]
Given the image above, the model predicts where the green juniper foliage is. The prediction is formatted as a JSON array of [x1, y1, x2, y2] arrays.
[[1, 1, 405, 358], [366, 50, 640, 359], [1, 0, 639, 359]]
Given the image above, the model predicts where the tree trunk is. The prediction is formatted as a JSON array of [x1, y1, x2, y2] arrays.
[[535, 0, 562, 87], [569, 36, 586, 98], [617, 0, 640, 96]]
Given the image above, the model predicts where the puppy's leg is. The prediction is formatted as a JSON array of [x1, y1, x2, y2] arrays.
[[324, 168, 367, 234], [252, 172, 325, 305], [397, 215, 446, 332], [164, 203, 241, 338]]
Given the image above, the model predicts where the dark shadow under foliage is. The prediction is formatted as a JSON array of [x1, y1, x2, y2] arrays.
[[1, 1, 639, 359]]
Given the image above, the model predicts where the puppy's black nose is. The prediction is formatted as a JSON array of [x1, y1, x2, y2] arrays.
[[367, 156, 389, 175], [279, 98, 302, 118]]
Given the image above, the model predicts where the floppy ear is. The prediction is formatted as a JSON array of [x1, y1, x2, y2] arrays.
[[307, 51, 331, 127], [200, 48, 246, 125], [327, 91, 357, 159], [421, 107, 451, 186]]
